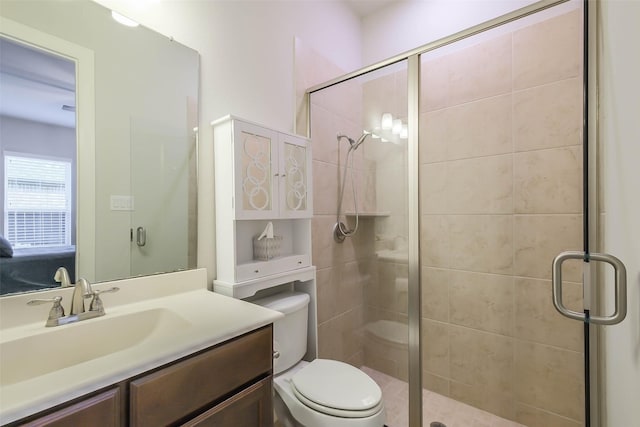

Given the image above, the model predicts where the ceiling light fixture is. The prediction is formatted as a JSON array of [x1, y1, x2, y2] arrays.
[[392, 119, 402, 135], [400, 124, 408, 139], [381, 113, 393, 130], [111, 11, 140, 27]]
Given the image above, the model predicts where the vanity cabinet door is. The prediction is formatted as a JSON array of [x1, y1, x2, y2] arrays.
[[129, 326, 272, 427], [18, 388, 121, 427], [181, 376, 273, 427]]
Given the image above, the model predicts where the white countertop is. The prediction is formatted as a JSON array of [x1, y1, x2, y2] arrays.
[[0, 269, 282, 424]]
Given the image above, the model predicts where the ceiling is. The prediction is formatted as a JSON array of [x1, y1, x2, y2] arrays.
[[343, 0, 400, 17], [0, 38, 76, 129]]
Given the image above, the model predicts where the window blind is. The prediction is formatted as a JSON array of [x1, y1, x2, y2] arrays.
[[4, 155, 72, 248]]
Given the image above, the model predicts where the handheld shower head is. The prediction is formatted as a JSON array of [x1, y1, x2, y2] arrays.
[[351, 131, 371, 151], [337, 133, 355, 146], [337, 132, 371, 151]]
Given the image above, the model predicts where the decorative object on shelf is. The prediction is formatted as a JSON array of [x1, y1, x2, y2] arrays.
[[253, 222, 282, 261]]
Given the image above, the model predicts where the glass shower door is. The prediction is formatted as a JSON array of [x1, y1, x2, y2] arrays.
[[309, 60, 412, 426], [419, 3, 587, 426]]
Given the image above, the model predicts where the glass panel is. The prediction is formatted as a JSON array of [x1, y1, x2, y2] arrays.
[[309, 59, 409, 426], [419, 2, 585, 426], [283, 142, 307, 212], [130, 119, 192, 278], [240, 130, 272, 211]]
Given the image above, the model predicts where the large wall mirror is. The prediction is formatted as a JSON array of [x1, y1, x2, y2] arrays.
[[0, 0, 199, 296]]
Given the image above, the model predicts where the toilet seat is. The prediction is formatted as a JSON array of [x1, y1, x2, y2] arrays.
[[290, 359, 383, 418]]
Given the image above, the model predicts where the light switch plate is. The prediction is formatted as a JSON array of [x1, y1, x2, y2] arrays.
[[110, 195, 134, 211]]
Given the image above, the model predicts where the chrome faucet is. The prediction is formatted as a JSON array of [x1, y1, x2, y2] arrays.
[[55, 267, 92, 315], [28, 268, 119, 327], [54, 266, 72, 288], [69, 278, 93, 315]]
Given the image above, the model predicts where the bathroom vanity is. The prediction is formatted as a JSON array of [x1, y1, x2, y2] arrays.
[[0, 269, 281, 427], [10, 326, 272, 427]]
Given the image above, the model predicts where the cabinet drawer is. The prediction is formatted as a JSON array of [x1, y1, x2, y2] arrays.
[[19, 388, 121, 427], [181, 376, 273, 427], [129, 326, 272, 427], [236, 254, 310, 282]]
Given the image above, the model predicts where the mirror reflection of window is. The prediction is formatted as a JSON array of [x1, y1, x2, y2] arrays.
[[4, 154, 73, 249], [0, 37, 77, 295]]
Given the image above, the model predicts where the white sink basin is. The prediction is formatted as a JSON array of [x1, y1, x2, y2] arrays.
[[0, 307, 191, 386]]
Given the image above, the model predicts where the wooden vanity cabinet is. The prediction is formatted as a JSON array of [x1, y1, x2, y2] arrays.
[[9, 326, 273, 427], [17, 388, 122, 427], [182, 376, 272, 427], [130, 325, 273, 426]]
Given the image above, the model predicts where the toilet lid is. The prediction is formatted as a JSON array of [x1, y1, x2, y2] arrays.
[[290, 359, 382, 417]]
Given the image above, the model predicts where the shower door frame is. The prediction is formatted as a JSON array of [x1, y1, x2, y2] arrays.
[[306, 0, 600, 425]]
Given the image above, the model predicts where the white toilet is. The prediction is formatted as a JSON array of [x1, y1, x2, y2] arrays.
[[253, 291, 386, 427]]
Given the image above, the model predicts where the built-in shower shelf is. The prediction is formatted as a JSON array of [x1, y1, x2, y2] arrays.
[[345, 211, 390, 217]]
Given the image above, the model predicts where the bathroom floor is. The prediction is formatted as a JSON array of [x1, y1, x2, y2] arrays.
[[361, 367, 525, 427]]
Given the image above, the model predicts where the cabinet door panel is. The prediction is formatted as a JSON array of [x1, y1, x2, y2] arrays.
[[20, 388, 121, 427], [279, 134, 312, 218], [181, 377, 273, 427], [234, 121, 279, 219], [130, 326, 272, 427]]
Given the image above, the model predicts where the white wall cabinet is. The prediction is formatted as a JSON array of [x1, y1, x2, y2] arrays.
[[212, 116, 314, 298], [216, 117, 312, 220]]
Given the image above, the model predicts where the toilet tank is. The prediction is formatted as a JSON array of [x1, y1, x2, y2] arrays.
[[252, 291, 309, 374]]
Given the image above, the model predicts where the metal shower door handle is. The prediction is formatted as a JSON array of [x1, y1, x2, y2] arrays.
[[552, 251, 627, 325]]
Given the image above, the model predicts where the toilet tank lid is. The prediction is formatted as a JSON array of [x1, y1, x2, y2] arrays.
[[251, 291, 310, 314]]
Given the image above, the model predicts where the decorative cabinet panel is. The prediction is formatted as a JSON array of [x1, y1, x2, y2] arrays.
[[278, 134, 311, 218], [233, 121, 279, 219], [228, 118, 312, 220], [212, 116, 314, 297]]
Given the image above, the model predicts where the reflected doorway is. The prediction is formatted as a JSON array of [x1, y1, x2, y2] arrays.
[[0, 37, 77, 294]]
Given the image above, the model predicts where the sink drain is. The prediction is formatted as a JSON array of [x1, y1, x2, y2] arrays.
[[430, 422, 447, 427]]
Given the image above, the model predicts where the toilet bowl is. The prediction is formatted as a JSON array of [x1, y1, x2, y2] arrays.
[[274, 360, 385, 427], [252, 291, 386, 427]]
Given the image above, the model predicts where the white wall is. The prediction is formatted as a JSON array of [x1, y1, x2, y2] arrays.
[[599, 0, 640, 424], [95, 0, 363, 284]]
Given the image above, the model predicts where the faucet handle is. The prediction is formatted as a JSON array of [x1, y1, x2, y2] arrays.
[[88, 287, 120, 314], [27, 296, 65, 326]]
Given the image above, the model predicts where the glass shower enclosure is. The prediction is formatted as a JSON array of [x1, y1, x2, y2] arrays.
[[307, 0, 594, 426]]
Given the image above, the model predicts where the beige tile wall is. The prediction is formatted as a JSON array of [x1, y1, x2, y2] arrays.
[[419, 9, 584, 426]]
